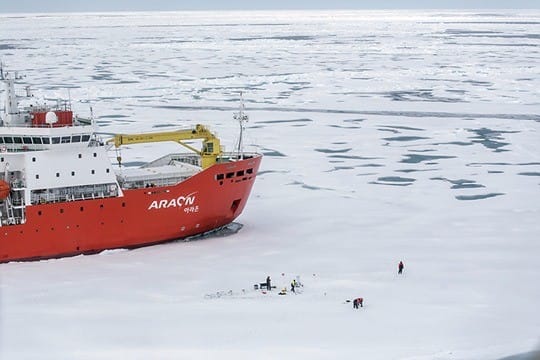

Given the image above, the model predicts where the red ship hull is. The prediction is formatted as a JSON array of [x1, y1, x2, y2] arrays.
[[0, 155, 261, 263]]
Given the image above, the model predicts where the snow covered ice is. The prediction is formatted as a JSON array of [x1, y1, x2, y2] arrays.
[[1, 9, 539, 359]]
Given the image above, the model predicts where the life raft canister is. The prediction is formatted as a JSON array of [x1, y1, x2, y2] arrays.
[[0, 180, 10, 199]]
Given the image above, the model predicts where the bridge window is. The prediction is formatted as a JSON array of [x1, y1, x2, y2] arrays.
[[3, 137, 13, 144], [42, 137, 50, 144], [32, 137, 42, 144], [23, 137, 32, 144], [52, 137, 60, 144], [14, 137, 23, 144], [82, 135, 91, 142], [72, 135, 81, 142], [0, 138, 3, 144], [61, 136, 71, 144]]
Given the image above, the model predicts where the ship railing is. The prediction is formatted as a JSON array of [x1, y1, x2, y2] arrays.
[[218, 152, 260, 162], [30, 183, 119, 205], [119, 175, 190, 190], [141, 153, 201, 168]]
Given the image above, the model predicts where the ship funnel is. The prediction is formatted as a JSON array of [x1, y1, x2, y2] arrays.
[[45, 111, 58, 125]]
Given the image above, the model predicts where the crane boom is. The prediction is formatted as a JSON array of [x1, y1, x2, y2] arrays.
[[108, 124, 221, 169]]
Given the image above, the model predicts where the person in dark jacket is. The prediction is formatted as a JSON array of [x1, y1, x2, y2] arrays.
[[398, 261, 404, 275], [266, 276, 271, 291]]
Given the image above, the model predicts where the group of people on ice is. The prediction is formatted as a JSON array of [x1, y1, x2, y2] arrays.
[[259, 260, 405, 308], [259, 275, 302, 295]]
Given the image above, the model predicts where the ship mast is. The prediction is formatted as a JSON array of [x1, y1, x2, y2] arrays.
[[233, 92, 249, 160], [1, 63, 25, 126]]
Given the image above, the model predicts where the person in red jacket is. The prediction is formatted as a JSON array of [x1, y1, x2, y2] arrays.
[[353, 297, 363, 309], [398, 261, 404, 274]]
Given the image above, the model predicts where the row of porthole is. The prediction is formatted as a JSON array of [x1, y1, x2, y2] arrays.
[[35, 168, 110, 179], [32, 152, 99, 162], [8, 219, 128, 236], [36, 202, 127, 216], [215, 168, 254, 181], [1, 151, 99, 164]]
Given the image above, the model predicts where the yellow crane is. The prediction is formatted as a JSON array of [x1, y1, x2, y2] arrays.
[[107, 124, 221, 169]]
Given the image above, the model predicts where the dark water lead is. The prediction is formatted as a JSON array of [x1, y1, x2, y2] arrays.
[[329, 155, 381, 160], [401, 154, 456, 164], [230, 35, 315, 41], [467, 128, 518, 152], [315, 148, 352, 154], [383, 136, 430, 142], [455, 193, 504, 201], [329, 124, 361, 129], [431, 177, 485, 189], [378, 176, 416, 183], [256, 119, 312, 124], [288, 181, 333, 191], [343, 119, 366, 123], [370, 180, 414, 187], [498, 350, 540, 360], [91, 73, 117, 81], [99, 114, 130, 119], [326, 166, 356, 172], [518, 172, 540, 177], [382, 89, 463, 103], [379, 125, 426, 131], [152, 124, 176, 128], [370, 176, 416, 186], [432, 141, 474, 146], [151, 105, 540, 121], [261, 148, 286, 157], [257, 170, 290, 176], [396, 168, 440, 173]]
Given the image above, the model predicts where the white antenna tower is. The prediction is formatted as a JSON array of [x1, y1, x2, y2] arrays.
[[233, 92, 249, 159]]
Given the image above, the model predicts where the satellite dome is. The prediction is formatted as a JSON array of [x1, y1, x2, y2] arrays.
[[45, 111, 58, 124]]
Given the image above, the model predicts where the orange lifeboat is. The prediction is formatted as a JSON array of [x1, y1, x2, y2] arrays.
[[0, 180, 10, 199]]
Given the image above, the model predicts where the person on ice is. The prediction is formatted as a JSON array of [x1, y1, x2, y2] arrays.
[[266, 276, 271, 291], [398, 261, 404, 275], [290, 280, 296, 294], [353, 297, 363, 309]]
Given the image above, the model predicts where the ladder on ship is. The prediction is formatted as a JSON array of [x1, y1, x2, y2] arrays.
[[0, 172, 27, 226], [6, 185, 26, 225]]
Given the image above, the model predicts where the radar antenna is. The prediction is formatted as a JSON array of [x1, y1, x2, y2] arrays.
[[233, 92, 249, 159]]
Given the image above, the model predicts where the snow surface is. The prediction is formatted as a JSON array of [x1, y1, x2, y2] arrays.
[[1, 10, 539, 360]]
